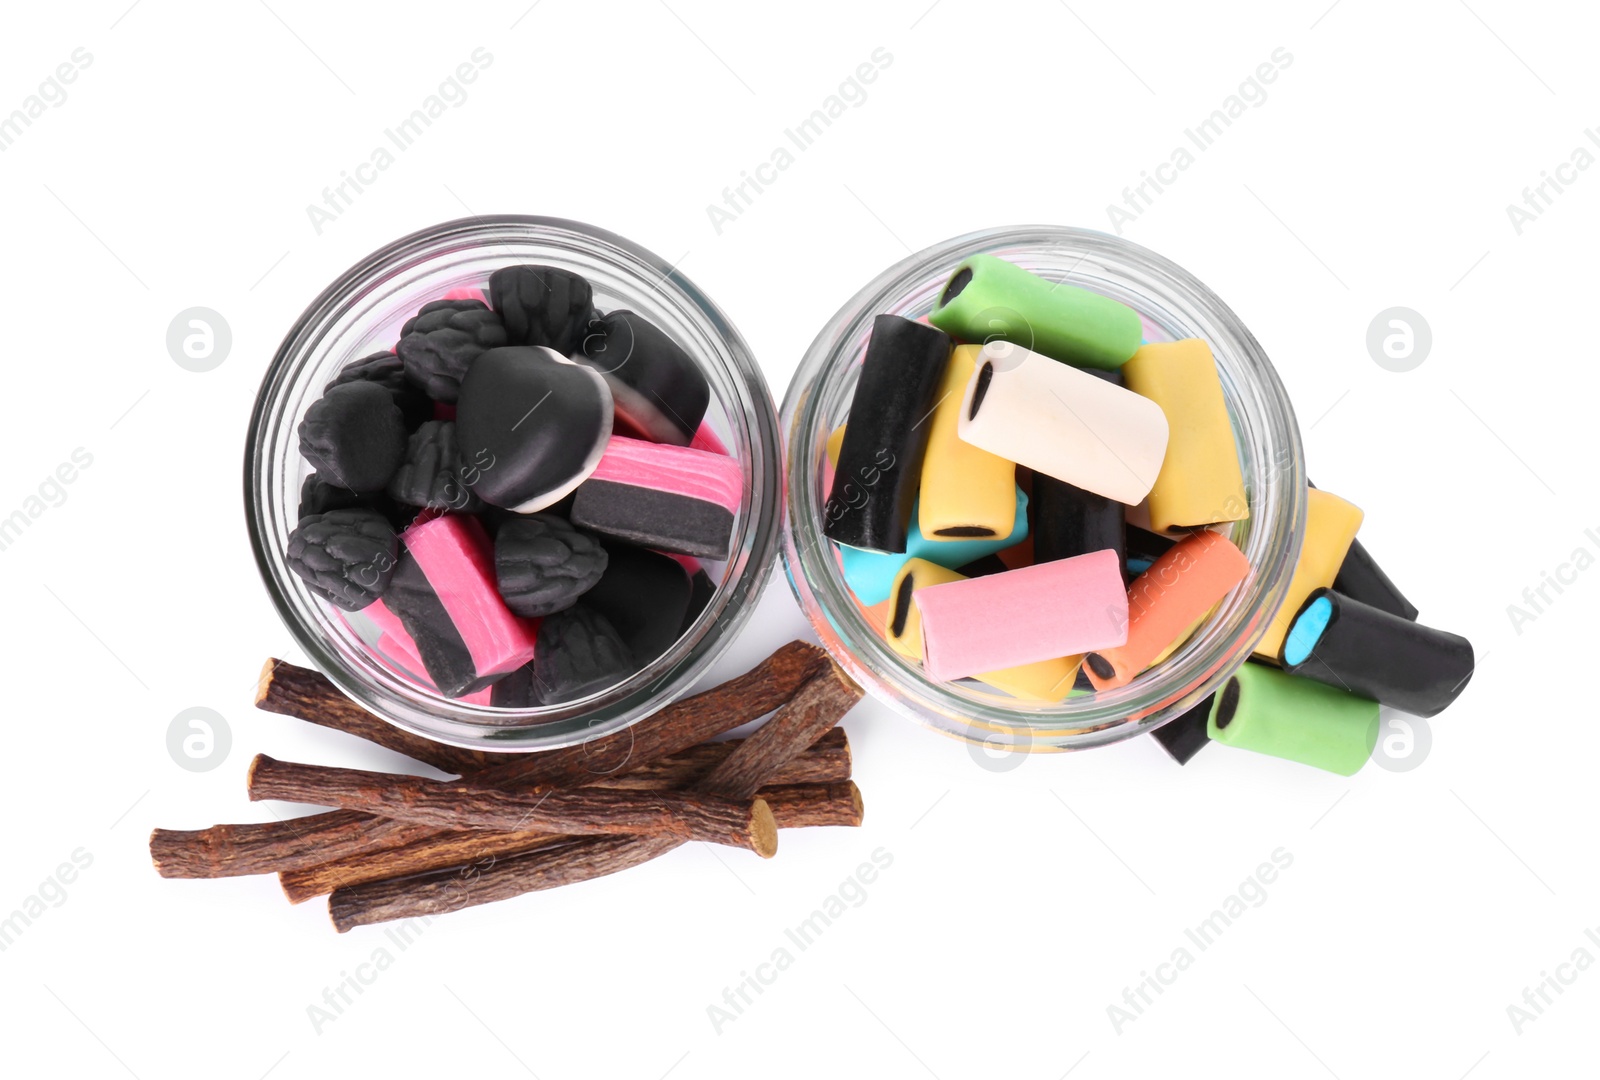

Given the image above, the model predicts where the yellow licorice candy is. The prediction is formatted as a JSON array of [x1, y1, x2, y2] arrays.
[[1254, 488, 1364, 659], [1122, 339, 1248, 532], [884, 558, 1080, 702], [825, 423, 847, 467], [918, 345, 1018, 541]]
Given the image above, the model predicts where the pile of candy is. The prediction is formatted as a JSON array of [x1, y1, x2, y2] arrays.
[[283, 265, 738, 706], [822, 254, 1473, 774]]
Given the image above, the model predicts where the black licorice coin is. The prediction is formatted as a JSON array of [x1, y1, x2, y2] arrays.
[[297, 381, 408, 494], [824, 315, 952, 553], [331, 350, 432, 427], [395, 299, 508, 403], [454, 346, 613, 512], [488, 265, 594, 355], [494, 514, 609, 618], [285, 509, 398, 611], [578, 310, 710, 445], [581, 541, 692, 667], [1150, 694, 1215, 765], [532, 604, 635, 705], [386, 421, 483, 512]]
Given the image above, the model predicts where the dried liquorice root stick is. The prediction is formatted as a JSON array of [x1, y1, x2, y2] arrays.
[[248, 755, 779, 855], [150, 810, 442, 879], [176, 641, 831, 876], [151, 729, 851, 882], [328, 662, 862, 931], [279, 779, 862, 903], [256, 659, 513, 775]]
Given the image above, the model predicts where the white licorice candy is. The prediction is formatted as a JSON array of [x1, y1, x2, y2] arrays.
[[957, 341, 1169, 506]]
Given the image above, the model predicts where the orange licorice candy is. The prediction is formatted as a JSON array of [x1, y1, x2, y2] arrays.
[[1083, 530, 1249, 691]]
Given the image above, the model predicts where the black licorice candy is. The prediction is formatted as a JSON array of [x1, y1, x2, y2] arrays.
[[823, 315, 952, 553], [1333, 538, 1419, 622], [578, 310, 710, 445], [1032, 473, 1126, 576], [454, 346, 613, 513], [1150, 694, 1215, 765], [580, 541, 692, 668], [531, 604, 635, 705], [488, 265, 594, 355], [1281, 588, 1472, 718]]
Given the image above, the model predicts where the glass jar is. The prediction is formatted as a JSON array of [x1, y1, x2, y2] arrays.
[[780, 226, 1306, 752], [246, 216, 781, 752]]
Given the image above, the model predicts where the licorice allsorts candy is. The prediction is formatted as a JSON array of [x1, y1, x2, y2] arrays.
[[823, 315, 952, 553], [331, 350, 433, 428], [958, 341, 1169, 507], [531, 604, 635, 705], [1083, 531, 1249, 691], [386, 421, 483, 511], [580, 541, 692, 668], [1333, 538, 1419, 622], [884, 558, 1081, 702], [578, 310, 710, 446], [1281, 588, 1472, 718], [1151, 694, 1215, 766], [1121, 338, 1248, 532], [454, 346, 614, 513], [1254, 487, 1363, 660], [569, 436, 742, 560], [913, 549, 1128, 683], [487, 264, 593, 355], [917, 344, 1017, 541], [395, 299, 508, 403], [285, 509, 399, 611], [493, 514, 609, 618], [298, 381, 408, 494], [840, 490, 1030, 606], [384, 514, 539, 697], [927, 254, 1143, 371], [362, 601, 495, 705], [1207, 662, 1379, 776], [1032, 473, 1126, 573]]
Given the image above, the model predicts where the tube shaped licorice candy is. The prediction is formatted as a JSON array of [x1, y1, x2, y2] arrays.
[[958, 341, 1169, 506], [1120, 339, 1249, 532], [1032, 473, 1126, 573], [1281, 588, 1472, 717], [1333, 538, 1419, 622], [1151, 694, 1215, 765], [840, 491, 1030, 606], [1084, 531, 1250, 691], [927, 254, 1143, 371], [1254, 487, 1363, 660], [918, 345, 1018, 541], [823, 315, 952, 553], [1207, 662, 1379, 776], [570, 436, 742, 560], [1125, 524, 1178, 576], [914, 549, 1127, 683], [884, 559, 1081, 702]]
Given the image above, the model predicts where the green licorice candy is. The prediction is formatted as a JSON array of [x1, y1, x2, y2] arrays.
[[1207, 663, 1380, 776], [927, 254, 1143, 371]]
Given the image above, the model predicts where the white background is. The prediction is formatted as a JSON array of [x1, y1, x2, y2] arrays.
[[1, 1, 1595, 1076]]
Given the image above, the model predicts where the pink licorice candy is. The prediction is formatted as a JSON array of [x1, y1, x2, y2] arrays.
[[914, 549, 1130, 682], [571, 435, 742, 560], [403, 514, 539, 681]]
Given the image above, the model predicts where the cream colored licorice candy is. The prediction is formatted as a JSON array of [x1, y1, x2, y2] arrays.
[[956, 341, 1169, 506]]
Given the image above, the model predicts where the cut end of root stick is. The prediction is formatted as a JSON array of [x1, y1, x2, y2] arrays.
[[751, 798, 778, 859], [255, 659, 279, 706], [244, 753, 273, 797]]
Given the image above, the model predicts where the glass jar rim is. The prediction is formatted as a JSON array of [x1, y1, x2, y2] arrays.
[[246, 215, 783, 752], [780, 224, 1307, 751]]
